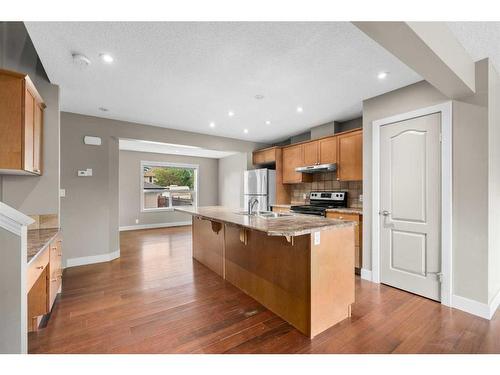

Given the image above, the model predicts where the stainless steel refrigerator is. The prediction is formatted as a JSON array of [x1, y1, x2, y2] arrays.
[[243, 168, 276, 212]]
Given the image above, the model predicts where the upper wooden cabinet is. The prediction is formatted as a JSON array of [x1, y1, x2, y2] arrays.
[[337, 129, 362, 181], [282, 144, 312, 184], [319, 137, 337, 164], [303, 141, 319, 165], [252, 147, 278, 165], [0, 69, 45, 175]]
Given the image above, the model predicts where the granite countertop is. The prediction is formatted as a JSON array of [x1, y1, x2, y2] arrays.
[[325, 207, 363, 215], [270, 203, 362, 215], [27, 228, 60, 263], [175, 206, 355, 237]]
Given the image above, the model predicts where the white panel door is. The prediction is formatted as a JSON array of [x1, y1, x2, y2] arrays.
[[379, 113, 441, 301]]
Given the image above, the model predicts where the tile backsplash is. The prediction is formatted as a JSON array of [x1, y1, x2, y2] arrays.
[[290, 172, 362, 208]]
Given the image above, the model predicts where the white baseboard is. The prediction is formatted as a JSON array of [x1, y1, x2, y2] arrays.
[[489, 288, 500, 319], [65, 249, 120, 268], [119, 221, 192, 231], [451, 294, 491, 320], [360, 268, 372, 281]]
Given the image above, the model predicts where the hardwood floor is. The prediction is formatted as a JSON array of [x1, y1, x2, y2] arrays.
[[29, 226, 500, 354]]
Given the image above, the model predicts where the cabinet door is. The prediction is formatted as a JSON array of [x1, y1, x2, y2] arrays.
[[33, 102, 43, 174], [319, 137, 337, 164], [303, 141, 319, 165], [338, 130, 362, 181], [23, 88, 35, 173], [282, 145, 304, 183], [49, 236, 62, 310]]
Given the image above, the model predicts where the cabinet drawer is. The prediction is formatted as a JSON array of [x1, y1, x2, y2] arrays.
[[326, 212, 359, 222], [27, 246, 49, 292], [271, 206, 291, 213]]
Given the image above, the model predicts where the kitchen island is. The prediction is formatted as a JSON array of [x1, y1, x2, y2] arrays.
[[175, 206, 356, 338]]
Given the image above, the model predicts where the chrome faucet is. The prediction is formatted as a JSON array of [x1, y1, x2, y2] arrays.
[[248, 197, 259, 215]]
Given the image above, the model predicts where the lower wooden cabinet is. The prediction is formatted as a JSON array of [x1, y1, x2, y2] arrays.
[[326, 212, 362, 271], [27, 232, 62, 332]]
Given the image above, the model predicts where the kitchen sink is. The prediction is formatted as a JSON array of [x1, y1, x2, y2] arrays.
[[235, 211, 294, 218]]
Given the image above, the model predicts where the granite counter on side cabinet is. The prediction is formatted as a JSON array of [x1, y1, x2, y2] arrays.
[[27, 228, 60, 263], [175, 206, 355, 237]]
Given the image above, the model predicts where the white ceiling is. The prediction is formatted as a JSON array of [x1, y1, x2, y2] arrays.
[[25, 22, 422, 142], [447, 22, 500, 71], [119, 139, 237, 159]]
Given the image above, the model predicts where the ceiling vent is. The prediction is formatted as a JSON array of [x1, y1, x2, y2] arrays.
[[72, 53, 91, 68]]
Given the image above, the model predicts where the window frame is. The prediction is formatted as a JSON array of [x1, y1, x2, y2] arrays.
[[140, 160, 199, 213]]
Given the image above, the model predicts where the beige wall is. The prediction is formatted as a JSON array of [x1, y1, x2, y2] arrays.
[[488, 63, 500, 302], [61, 112, 263, 265], [119, 150, 218, 228], [363, 60, 493, 304]]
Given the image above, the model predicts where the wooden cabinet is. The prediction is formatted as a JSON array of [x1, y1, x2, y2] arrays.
[[337, 129, 362, 181], [0, 69, 45, 175], [282, 144, 312, 184], [49, 234, 63, 309], [303, 141, 319, 165], [252, 147, 277, 165], [326, 212, 362, 271], [319, 137, 337, 164], [27, 232, 63, 332], [271, 206, 291, 213]]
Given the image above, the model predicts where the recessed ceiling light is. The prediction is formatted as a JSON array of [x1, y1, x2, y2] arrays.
[[265, 120, 271, 125], [377, 71, 388, 80], [243, 129, 249, 134], [100, 53, 114, 64], [228, 111, 234, 117], [98, 107, 109, 112], [209, 122, 215, 128], [255, 94, 264, 100], [296, 106, 303, 113]]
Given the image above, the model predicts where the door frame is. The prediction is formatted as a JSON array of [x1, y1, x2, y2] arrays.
[[371, 101, 452, 306]]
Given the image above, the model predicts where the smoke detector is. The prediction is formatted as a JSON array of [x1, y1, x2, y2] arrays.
[[72, 53, 91, 67]]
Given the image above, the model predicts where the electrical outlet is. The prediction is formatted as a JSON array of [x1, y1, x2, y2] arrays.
[[60, 189, 66, 198], [135, 219, 139, 224], [359, 194, 363, 203]]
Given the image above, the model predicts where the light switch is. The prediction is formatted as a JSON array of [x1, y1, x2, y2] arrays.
[[60, 189, 66, 197]]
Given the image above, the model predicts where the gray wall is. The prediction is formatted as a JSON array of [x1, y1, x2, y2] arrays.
[[218, 152, 252, 209], [0, 229, 26, 353], [362, 61, 493, 304], [0, 22, 60, 217], [488, 63, 500, 302], [119, 150, 218, 228], [61, 112, 263, 265]]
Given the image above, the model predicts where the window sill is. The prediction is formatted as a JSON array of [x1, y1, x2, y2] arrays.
[[141, 206, 196, 213]]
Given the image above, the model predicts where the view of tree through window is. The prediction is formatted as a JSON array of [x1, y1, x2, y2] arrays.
[[142, 163, 197, 210]]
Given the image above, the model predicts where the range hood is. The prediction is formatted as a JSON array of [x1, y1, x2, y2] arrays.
[[295, 163, 337, 173]]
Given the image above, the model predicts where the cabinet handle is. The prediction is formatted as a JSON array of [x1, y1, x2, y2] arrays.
[[36, 265, 44, 270], [34, 169, 40, 173], [51, 278, 57, 282], [339, 216, 344, 220]]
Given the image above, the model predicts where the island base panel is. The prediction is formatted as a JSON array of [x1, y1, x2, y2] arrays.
[[225, 225, 311, 335], [224, 225, 355, 338], [192, 216, 224, 278]]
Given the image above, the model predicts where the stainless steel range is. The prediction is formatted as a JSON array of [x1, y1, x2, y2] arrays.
[[291, 191, 348, 216]]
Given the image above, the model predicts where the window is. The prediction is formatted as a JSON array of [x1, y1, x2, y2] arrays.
[[141, 161, 198, 212]]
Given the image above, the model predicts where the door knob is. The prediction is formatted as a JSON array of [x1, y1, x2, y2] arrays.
[[380, 210, 391, 216]]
